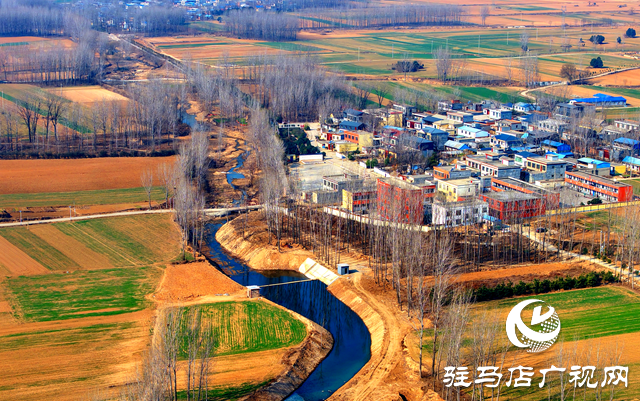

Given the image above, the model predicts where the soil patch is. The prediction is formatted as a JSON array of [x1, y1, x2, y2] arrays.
[[154, 261, 245, 302]]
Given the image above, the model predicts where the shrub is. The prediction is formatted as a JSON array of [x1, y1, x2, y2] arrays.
[[581, 247, 588, 255], [590, 57, 604, 68]]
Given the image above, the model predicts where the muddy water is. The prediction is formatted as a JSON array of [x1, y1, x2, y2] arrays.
[[206, 223, 371, 401]]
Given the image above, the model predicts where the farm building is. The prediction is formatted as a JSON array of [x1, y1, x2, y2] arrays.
[[569, 93, 626, 107]]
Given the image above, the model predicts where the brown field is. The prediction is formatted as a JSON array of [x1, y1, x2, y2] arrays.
[[586, 68, 640, 86], [49, 85, 129, 106], [0, 157, 175, 194], [139, 36, 287, 60], [0, 36, 49, 45], [0, 310, 154, 401], [0, 236, 48, 276], [0, 36, 75, 49]]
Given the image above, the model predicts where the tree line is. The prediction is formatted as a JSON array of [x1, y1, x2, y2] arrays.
[[224, 10, 299, 41], [298, 4, 463, 29], [474, 271, 618, 302]]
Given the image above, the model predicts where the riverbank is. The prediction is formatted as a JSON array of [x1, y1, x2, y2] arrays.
[[215, 212, 314, 271], [152, 258, 332, 401], [215, 213, 439, 401]]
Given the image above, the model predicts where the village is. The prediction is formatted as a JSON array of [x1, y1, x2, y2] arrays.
[[290, 93, 640, 229]]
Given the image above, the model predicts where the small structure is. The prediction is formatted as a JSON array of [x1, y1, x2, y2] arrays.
[[247, 285, 260, 298], [337, 263, 349, 275]]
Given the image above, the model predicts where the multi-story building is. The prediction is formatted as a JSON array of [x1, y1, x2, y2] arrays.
[[431, 199, 488, 227], [564, 171, 633, 202], [433, 165, 474, 180], [342, 187, 377, 214], [480, 191, 545, 221], [377, 178, 425, 224], [522, 156, 567, 182], [322, 174, 363, 192], [457, 125, 489, 139], [483, 108, 513, 120], [447, 111, 474, 124], [436, 178, 482, 202], [491, 177, 560, 209], [465, 155, 521, 179]]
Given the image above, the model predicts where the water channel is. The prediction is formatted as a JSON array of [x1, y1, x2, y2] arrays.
[[206, 224, 372, 401]]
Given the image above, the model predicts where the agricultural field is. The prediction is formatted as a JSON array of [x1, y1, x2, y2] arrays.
[[0, 213, 182, 273], [0, 36, 75, 50], [0, 187, 164, 209], [173, 300, 308, 399], [183, 301, 307, 357], [415, 286, 640, 400], [51, 85, 129, 106], [482, 286, 640, 399], [6, 267, 160, 322], [0, 83, 124, 136], [166, 26, 640, 75], [0, 157, 174, 211], [0, 212, 186, 400]]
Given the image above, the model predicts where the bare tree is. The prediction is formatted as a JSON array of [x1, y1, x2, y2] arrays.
[[434, 47, 452, 82], [141, 169, 154, 210], [16, 94, 41, 144], [374, 81, 388, 107], [480, 6, 490, 26]]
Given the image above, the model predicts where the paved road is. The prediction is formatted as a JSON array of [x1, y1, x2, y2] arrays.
[[0, 206, 262, 228]]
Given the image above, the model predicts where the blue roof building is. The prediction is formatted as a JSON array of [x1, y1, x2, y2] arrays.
[[614, 137, 640, 150], [569, 93, 626, 106], [623, 156, 640, 169], [339, 121, 365, 130], [541, 139, 571, 153], [444, 140, 470, 151]]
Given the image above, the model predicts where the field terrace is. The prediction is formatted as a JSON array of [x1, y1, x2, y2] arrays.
[[0, 212, 310, 399]]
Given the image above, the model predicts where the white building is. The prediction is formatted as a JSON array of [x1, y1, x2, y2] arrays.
[[432, 200, 488, 227], [457, 125, 489, 139]]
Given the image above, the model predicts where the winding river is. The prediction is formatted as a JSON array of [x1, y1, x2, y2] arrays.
[[184, 111, 371, 400]]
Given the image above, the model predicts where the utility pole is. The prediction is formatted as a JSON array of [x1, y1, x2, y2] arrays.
[[19, 210, 22, 223]]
